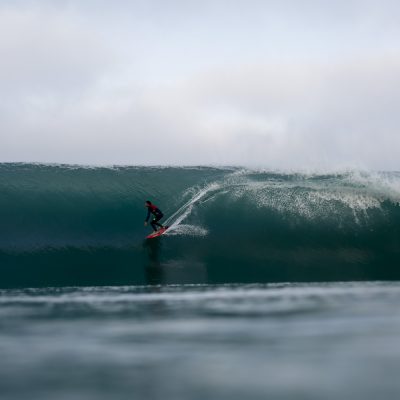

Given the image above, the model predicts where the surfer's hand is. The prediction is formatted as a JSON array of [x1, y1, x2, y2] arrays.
[[144, 222, 148, 226]]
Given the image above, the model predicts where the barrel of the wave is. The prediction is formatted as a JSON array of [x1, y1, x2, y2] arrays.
[[0, 163, 223, 288]]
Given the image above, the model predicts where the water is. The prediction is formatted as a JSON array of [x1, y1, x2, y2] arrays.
[[1, 282, 400, 399], [1, 164, 400, 287], [1, 164, 400, 398]]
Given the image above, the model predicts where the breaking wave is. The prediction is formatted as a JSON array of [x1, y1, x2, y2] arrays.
[[1, 163, 400, 287]]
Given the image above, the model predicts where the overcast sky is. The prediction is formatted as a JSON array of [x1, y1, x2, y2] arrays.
[[1, 0, 400, 169]]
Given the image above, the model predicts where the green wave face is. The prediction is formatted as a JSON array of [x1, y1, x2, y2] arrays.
[[1, 164, 400, 288]]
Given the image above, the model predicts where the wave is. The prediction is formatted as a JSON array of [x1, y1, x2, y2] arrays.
[[1, 163, 400, 287]]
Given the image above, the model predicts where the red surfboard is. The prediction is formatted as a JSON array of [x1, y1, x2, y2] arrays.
[[146, 226, 169, 239]]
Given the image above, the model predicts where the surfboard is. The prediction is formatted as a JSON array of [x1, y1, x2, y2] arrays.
[[146, 226, 169, 239]]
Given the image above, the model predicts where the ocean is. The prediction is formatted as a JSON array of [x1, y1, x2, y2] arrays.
[[1, 163, 400, 399]]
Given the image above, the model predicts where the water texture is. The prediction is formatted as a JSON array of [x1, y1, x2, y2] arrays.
[[2, 164, 400, 399], [1, 282, 400, 400]]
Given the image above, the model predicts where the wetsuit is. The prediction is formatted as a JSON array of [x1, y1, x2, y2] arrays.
[[145, 204, 164, 231]]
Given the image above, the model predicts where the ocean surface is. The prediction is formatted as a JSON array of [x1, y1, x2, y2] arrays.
[[1, 163, 400, 399], [2, 283, 400, 400]]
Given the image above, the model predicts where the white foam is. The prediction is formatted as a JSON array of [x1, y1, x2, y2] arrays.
[[218, 170, 398, 224], [163, 182, 222, 235], [344, 170, 400, 204], [164, 169, 400, 232], [165, 224, 208, 237]]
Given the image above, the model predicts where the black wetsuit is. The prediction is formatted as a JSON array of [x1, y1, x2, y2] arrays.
[[145, 204, 164, 231]]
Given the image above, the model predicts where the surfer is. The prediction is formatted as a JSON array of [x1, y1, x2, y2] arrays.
[[144, 200, 165, 232]]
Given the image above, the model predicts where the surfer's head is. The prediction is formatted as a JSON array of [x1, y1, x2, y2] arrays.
[[145, 200, 152, 207]]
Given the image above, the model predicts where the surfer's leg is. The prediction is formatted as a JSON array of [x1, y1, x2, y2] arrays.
[[155, 220, 164, 228], [151, 216, 164, 231], [150, 220, 158, 231]]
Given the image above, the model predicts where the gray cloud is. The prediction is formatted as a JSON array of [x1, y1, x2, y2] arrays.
[[1, 1, 400, 170]]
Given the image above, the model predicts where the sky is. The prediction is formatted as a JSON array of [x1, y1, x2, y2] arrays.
[[1, 0, 400, 169]]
